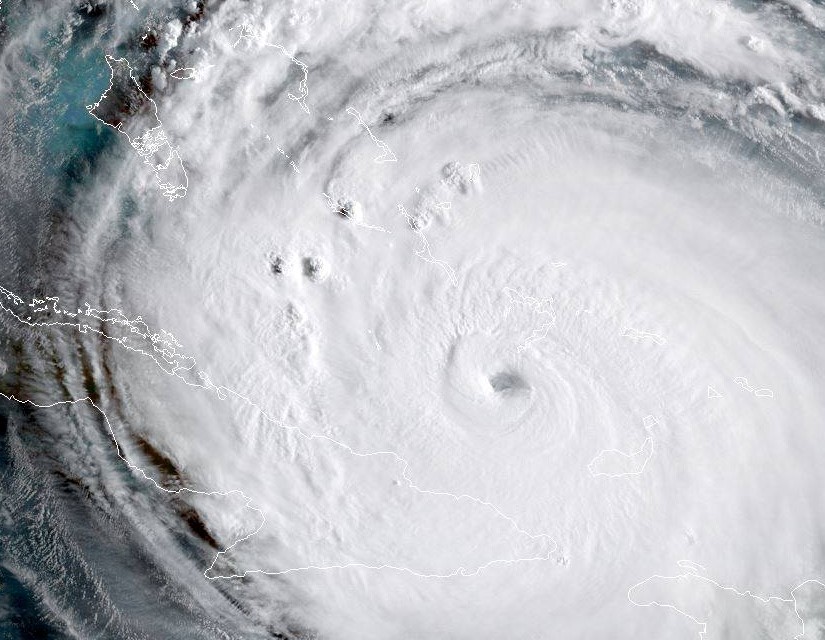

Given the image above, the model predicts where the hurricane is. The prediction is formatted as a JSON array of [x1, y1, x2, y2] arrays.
[[2, 1, 825, 638]]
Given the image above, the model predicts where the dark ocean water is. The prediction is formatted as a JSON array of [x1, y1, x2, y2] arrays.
[[0, 404, 73, 640], [0, 6, 106, 635], [0, 6, 198, 639]]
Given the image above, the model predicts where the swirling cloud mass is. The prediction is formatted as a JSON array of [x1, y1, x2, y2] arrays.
[[1, 0, 825, 638]]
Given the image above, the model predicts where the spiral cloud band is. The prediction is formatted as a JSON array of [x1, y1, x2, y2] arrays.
[[1, 1, 825, 638]]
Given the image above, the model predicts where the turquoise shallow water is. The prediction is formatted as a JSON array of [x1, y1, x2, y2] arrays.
[[36, 30, 117, 186]]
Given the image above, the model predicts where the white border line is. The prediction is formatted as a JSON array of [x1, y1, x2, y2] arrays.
[[0, 284, 556, 579], [628, 561, 825, 639]]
